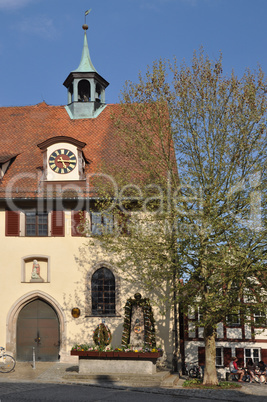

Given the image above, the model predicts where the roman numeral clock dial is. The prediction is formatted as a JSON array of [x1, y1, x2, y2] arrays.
[[49, 149, 77, 174]]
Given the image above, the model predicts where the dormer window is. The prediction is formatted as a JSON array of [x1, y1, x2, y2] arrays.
[[0, 154, 17, 180]]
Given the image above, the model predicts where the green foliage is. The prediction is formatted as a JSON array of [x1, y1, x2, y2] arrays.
[[121, 295, 156, 347], [183, 379, 241, 389], [86, 48, 267, 384], [71, 344, 162, 353]]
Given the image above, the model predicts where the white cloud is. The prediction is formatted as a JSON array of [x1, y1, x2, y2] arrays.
[[0, 0, 34, 9], [141, 0, 221, 9], [17, 16, 58, 39], [180, 0, 222, 5]]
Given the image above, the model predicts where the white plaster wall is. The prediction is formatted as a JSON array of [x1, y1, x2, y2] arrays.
[[188, 322, 196, 338], [198, 327, 204, 338], [244, 324, 251, 339], [0, 209, 174, 365], [184, 340, 201, 363], [254, 330, 267, 340], [226, 328, 242, 339], [216, 323, 224, 338]]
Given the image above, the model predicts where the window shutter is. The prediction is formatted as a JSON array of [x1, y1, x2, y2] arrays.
[[261, 349, 267, 361], [51, 211, 65, 237], [235, 348, 244, 367], [223, 347, 232, 367], [6, 210, 20, 236], [71, 211, 85, 236], [117, 211, 130, 235], [198, 347, 205, 366]]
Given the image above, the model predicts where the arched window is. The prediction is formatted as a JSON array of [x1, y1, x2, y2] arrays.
[[91, 268, 115, 315], [78, 80, 90, 102]]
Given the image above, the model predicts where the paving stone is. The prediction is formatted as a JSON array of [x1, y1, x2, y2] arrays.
[[0, 362, 267, 400]]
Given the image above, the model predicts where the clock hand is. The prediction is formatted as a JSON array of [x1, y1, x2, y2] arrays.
[[57, 156, 76, 168], [57, 157, 67, 168]]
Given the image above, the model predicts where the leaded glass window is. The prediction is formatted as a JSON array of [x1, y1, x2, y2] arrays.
[[91, 268, 115, 315]]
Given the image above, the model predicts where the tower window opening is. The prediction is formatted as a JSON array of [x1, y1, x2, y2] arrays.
[[78, 80, 90, 102]]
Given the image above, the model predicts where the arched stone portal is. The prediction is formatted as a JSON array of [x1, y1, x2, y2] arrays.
[[6, 291, 67, 361]]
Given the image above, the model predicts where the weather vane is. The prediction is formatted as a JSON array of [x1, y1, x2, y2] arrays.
[[84, 9, 91, 25]]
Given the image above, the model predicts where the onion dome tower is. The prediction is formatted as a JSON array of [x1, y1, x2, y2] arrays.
[[63, 24, 109, 119]]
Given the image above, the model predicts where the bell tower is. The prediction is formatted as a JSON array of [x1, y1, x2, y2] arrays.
[[63, 24, 109, 119]]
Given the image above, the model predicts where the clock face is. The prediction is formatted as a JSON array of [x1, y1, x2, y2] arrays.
[[48, 149, 77, 174]]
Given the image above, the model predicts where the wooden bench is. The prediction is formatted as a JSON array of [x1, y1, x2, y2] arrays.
[[226, 372, 239, 381]]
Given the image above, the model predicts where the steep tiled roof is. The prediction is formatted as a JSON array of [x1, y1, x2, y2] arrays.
[[0, 102, 133, 199]]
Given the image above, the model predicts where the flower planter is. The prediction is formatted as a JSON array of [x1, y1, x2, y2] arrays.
[[118, 352, 136, 358], [71, 350, 162, 359], [71, 351, 101, 357], [71, 350, 162, 375]]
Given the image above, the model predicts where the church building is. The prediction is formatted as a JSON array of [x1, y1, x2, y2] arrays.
[[0, 24, 175, 366]]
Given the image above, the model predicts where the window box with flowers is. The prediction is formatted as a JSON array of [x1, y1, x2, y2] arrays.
[[71, 345, 163, 375], [71, 345, 163, 360]]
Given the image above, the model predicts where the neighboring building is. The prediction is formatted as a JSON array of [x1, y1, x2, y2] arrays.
[[0, 25, 175, 365], [181, 308, 267, 378]]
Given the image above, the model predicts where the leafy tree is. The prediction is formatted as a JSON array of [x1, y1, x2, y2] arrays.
[[88, 50, 267, 385]]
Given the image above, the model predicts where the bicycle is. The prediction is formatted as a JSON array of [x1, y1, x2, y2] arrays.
[[184, 361, 202, 379], [189, 363, 202, 378], [0, 347, 16, 373]]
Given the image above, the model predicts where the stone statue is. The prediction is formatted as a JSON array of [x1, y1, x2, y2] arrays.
[[30, 259, 44, 282], [31, 259, 40, 279]]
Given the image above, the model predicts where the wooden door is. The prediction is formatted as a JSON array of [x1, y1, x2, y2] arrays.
[[17, 299, 59, 362]]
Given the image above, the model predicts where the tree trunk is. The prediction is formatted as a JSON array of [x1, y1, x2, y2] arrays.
[[203, 325, 218, 385]]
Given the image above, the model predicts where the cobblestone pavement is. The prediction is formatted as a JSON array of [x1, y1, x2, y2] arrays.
[[0, 362, 266, 401]]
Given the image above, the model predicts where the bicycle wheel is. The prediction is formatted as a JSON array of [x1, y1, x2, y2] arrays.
[[189, 367, 198, 378], [0, 354, 16, 373]]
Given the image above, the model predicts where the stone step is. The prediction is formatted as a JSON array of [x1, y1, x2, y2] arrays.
[[161, 373, 180, 388], [63, 371, 172, 387]]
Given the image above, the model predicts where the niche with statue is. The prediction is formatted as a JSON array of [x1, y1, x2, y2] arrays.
[[22, 256, 49, 283]]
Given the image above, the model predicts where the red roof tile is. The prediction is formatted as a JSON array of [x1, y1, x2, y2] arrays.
[[0, 102, 143, 199], [0, 101, 176, 200]]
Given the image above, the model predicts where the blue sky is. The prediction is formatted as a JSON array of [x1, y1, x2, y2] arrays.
[[0, 0, 266, 107]]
